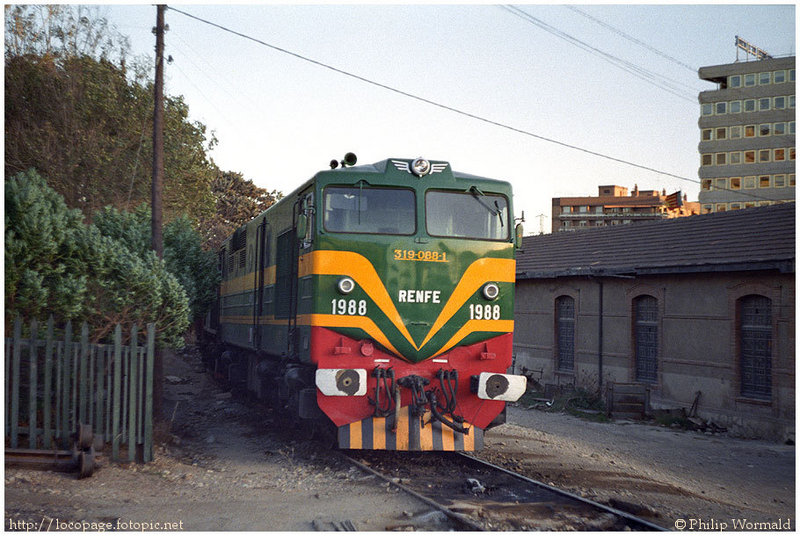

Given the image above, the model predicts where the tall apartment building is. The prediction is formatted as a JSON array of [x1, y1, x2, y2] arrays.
[[551, 185, 699, 233], [698, 54, 796, 213]]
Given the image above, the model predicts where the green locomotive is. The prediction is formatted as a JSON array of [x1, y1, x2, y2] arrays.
[[206, 155, 527, 451]]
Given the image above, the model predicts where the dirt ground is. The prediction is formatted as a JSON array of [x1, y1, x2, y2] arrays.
[[481, 407, 795, 530], [5, 347, 795, 531]]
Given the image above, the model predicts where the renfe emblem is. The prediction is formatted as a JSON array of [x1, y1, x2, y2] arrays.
[[391, 159, 448, 177]]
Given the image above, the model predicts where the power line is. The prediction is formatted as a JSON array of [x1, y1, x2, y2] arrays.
[[500, 5, 697, 102], [165, 6, 779, 203], [565, 6, 698, 74]]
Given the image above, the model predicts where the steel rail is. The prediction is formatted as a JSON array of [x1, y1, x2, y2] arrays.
[[340, 453, 486, 531], [459, 452, 668, 531]]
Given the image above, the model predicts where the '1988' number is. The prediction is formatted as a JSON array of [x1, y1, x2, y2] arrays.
[[469, 304, 501, 320], [331, 299, 367, 316]]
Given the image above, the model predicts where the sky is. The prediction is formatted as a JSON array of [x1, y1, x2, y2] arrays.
[[102, 3, 795, 234]]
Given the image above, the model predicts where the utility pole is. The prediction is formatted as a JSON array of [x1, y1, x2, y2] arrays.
[[151, 4, 166, 420], [152, 4, 165, 259]]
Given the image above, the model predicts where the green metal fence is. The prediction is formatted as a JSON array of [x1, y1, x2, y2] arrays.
[[5, 317, 155, 463]]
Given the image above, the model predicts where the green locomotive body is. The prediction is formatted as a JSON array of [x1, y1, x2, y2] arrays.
[[207, 156, 526, 451]]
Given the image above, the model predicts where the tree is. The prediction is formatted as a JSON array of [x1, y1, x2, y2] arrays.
[[5, 5, 216, 225], [200, 170, 282, 251], [5, 170, 190, 346]]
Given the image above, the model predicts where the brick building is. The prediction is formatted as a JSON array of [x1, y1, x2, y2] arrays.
[[514, 202, 795, 439]]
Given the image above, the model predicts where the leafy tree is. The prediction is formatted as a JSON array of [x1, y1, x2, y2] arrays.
[[200, 170, 282, 251], [5, 170, 190, 346], [5, 5, 216, 224]]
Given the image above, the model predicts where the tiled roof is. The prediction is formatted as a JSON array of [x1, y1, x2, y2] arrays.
[[517, 203, 795, 279]]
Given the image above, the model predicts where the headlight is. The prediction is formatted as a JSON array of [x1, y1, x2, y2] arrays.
[[337, 277, 355, 294], [316, 369, 367, 396], [411, 157, 431, 177], [482, 283, 500, 300]]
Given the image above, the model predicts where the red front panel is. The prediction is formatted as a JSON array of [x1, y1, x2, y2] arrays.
[[311, 327, 513, 429]]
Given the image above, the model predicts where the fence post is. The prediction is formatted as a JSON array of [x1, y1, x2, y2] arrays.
[[61, 321, 72, 443], [79, 322, 89, 427], [28, 319, 39, 449], [144, 323, 155, 462], [112, 325, 122, 461], [128, 325, 139, 462], [10, 317, 22, 448], [43, 316, 54, 449]]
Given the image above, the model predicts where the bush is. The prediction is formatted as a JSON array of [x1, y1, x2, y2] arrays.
[[5, 170, 191, 346]]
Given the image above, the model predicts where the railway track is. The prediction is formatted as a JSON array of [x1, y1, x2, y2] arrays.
[[343, 450, 666, 531]]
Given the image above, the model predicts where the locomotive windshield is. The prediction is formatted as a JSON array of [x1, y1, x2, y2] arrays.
[[323, 186, 415, 235], [426, 190, 509, 241]]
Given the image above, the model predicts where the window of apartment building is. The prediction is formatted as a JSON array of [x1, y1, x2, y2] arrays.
[[634, 295, 659, 384], [594, 206, 603, 213], [759, 72, 771, 85], [730, 100, 742, 113], [790, 147, 796, 160], [701, 154, 712, 166], [744, 125, 756, 137], [744, 99, 756, 112], [759, 175, 771, 188], [729, 151, 742, 165], [701, 128, 712, 141], [774, 148, 786, 162], [578, 206, 588, 213], [744, 176, 756, 189], [789, 121, 795, 135], [744, 202, 756, 209], [701, 103, 713, 116], [790, 95, 795, 108], [738, 295, 772, 401], [730, 177, 741, 189], [744, 151, 756, 164], [730, 125, 742, 139], [730, 202, 742, 210], [774, 122, 786, 136], [562, 206, 572, 213], [790, 69, 796, 82], [578, 221, 588, 227], [715, 102, 727, 115], [759, 150, 771, 163], [729, 74, 742, 88], [716, 203, 727, 212], [715, 127, 727, 140], [701, 179, 712, 190], [714, 178, 727, 190], [555, 296, 575, 372], [774, 70, 786, 83], [744, 73, 756, 87], [702, 204, 713, 214], [789, 174, 796, 187], [774, 174, 786, 188], [715, 153, 727, 165], [774, 96, 786, 109], [759, 123, 771, 136], [759, 97, 771, 111]]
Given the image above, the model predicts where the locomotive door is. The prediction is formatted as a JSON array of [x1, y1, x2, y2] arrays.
[[275, 227, 298, 356], [252, 217, 268, 349]]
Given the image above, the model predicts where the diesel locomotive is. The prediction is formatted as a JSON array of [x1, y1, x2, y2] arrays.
[[204, 154, 527, 451]]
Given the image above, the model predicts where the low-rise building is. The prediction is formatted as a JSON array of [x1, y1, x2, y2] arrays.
[[552, 185, 699, 233], [514, 202, 795, 439]]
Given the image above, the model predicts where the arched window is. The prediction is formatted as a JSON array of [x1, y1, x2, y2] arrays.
[[555, 296, 575, 372], [634, 295, 658, 383], [739, 295, 772, 400]]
